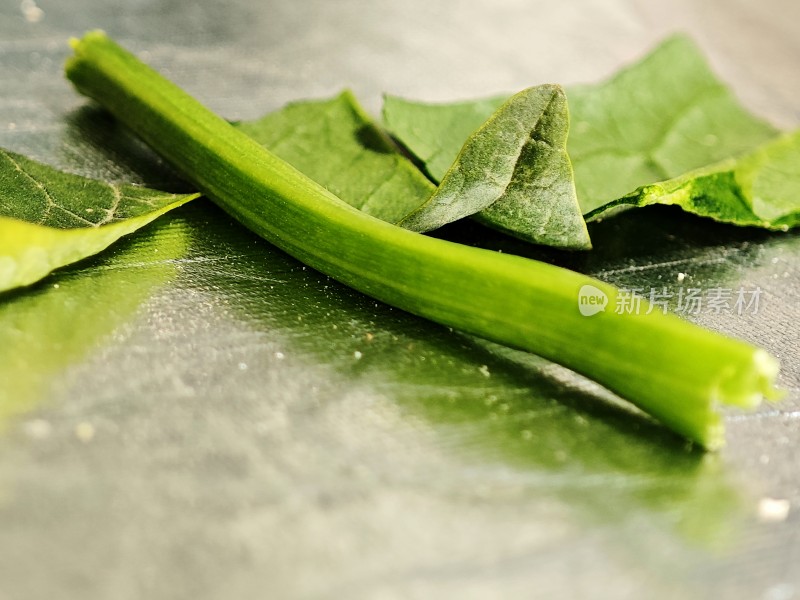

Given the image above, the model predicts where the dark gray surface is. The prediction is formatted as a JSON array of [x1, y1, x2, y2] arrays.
[[0, 1, 798, 599]]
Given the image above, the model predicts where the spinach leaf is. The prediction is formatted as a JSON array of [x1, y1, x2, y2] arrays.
[[0, 149, 196, 292], [0, 210, 190, 425], [384, 36, 791, 230], [591, 130, 800, 228], [398, 85, 590, 250], [566, 35, 779, 215], [235, 91, 433, 224], [383, 93, 508, 183]]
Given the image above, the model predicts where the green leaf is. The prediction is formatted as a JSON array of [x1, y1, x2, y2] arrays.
[[383, 93, 508, 183], [383, 36, 789, 230], [0, 209, 190, 426], [397, 85, 590, 250], [235, 91, 434, 225], [590, 130, 800, 228], [566, 35, 779, 215], [0, 149, 197, 293], [383, 86, 591, 249]]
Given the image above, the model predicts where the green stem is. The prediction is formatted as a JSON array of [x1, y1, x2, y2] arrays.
[[65, 31, 779, 449]]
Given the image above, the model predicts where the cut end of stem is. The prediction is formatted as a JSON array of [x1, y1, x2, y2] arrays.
[[716, 348, 782, 409], [69, 29, 107, 49], [702, 348, 781, 450], [65, 30, 108, 75]]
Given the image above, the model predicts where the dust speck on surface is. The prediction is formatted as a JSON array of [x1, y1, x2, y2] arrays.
[[20, 0, 44, 22], [74, 422, 95, 444], [757, 497, 790, 523], [23, 419, 52, 440]]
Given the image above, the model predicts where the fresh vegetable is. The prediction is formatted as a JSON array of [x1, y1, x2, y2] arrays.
[[0, 149, 195, 292], [0, 211, 190, 425], [587, 130, 800, 227], [64, 31, 780, 449], [395, 85, 589, 249], [383, 36, 799, 228]]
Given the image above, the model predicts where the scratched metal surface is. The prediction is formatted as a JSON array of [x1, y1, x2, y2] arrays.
[[0, 1, 798, 599]]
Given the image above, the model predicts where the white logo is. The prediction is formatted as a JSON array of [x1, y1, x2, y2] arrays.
[[578, 285, 608, 317]]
